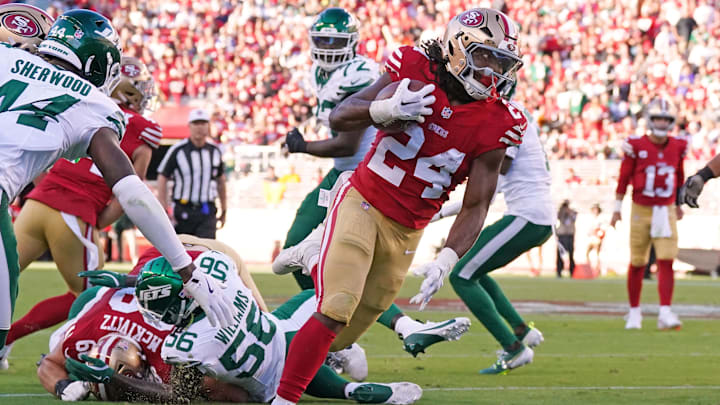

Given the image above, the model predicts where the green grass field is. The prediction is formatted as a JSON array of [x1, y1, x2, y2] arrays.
[[2, 263, 720, 404]]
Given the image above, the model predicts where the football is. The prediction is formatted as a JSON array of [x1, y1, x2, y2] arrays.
[[372, 79, 429, 133]]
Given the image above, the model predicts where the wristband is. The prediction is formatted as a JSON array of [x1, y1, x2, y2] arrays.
[[613, 200, 622, 213], [697, 166, 716, 182]]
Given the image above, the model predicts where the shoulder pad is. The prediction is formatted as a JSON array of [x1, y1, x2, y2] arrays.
[[621, 139, 636, 157], [336, 57, 379, 93]]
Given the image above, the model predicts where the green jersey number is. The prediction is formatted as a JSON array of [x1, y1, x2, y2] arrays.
[[219, 303, 277, 378], [164, 331, 197, 353], [197, 256, 230, 283], [0, 79, 80, 131]]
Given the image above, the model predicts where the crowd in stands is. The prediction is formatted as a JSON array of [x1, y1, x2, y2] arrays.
[[49, 0, 720, 161]]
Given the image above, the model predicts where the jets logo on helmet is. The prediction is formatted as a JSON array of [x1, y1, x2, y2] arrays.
[[2, 14, 38, 37], [309, 8, 359, 71], [138, 284, 172, 302], [459, 10, 484, 27]]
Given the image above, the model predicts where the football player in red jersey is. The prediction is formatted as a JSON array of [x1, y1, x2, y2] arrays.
[[272, 8, 527, 404], [2, 57, 163, 368], [611, 97, 686, 331]]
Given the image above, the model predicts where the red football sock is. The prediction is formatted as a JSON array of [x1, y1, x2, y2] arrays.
[[7, 291, 75, 345], [627, 264, 645, 307], [656, 259, 674, 306], [276, 315, 337, 403]]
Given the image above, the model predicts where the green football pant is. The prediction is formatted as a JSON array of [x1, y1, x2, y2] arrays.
[[0, 191, 19, 350], [283, 168, 341, 290], [449, 215, 551, 349]]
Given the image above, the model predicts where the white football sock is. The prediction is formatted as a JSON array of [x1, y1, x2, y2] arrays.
[[659, 305, 672, 316], [629, 307, 642, 316], [395, 316, 421, 337]]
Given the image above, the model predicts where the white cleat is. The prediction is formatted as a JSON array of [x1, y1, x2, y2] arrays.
[[624, 311, 642, 330], [657, 310, 682, 330], [272, 223, 324, 275], [328, 343, 368, 382], [0, 343, 13, 370], [520, 323, 544, 348], [402, 317, 471, 357], [349, 382, 422, 404], [383, 382, 422, 404], [480, 346, 534, 375]]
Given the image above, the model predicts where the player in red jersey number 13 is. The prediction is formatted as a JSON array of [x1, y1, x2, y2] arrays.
[[611, 97, 686, 331], [271, 8, 527, 405]]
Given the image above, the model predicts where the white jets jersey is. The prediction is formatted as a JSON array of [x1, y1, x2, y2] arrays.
[[311, 55, 379, 171], [161, 260, 286, 403], [0, 44, 126, 200], [497, 105, 555, 226]]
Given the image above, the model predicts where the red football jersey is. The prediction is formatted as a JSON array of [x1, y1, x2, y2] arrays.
[[616, 135, 687, 207], [60, 287, 174, 383], [350, 46, 527, 229], [27, 107, 162, 226]]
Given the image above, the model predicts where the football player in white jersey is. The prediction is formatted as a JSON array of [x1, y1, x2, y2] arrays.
[[276, 8, 470, 365], [0, 8, 233, 354], [66, 251, 423, 404], [429, 103, 554, 374]]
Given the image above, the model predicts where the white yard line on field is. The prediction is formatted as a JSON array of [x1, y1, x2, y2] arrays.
[[425, 385, 720, 392]]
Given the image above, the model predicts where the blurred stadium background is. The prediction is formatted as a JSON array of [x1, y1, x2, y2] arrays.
[[27, 0, 716, 274], [3, 1, 720, 403]]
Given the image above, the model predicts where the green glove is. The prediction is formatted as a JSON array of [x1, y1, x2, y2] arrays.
[[65, 354, 114, 384], [78, 270, 127, 288]]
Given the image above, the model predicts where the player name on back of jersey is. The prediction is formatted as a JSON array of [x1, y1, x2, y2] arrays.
[[11, 58, 92, 96], [214, 290, 255, 345], [99, 314, 164, 353]]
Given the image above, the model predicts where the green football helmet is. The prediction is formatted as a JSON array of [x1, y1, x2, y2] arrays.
[[309, 8, 358, 71], [135, 257, 198, 327], [37, 9, 121, 93]]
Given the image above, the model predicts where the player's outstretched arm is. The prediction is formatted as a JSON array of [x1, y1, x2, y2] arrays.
[[328, 73, 392, 131], [88, 128, 235, 328], [285, 127, 366, 158], [411, 149, 505, 309], [37, 343, 90, 401], [446, 149, 506, 257], [96, 144, 153, 229]]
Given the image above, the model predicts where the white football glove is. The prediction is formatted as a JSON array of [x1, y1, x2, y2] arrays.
[[183, 269, 235, 328], [430, 201, 463, 223], [409, 248, 459, 311], [55, 379, 90, 401], [369, 78, 436, 125]]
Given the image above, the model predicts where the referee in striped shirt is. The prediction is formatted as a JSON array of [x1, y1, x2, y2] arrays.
[[157, 109, 227, 239]]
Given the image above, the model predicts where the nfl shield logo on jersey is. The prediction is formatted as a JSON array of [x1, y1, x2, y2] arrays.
[[639, 150, 648, 159], [441, 107, 453, 119]]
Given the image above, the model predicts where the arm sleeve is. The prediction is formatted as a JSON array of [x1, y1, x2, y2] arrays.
[[112, 175, 191, 270]]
